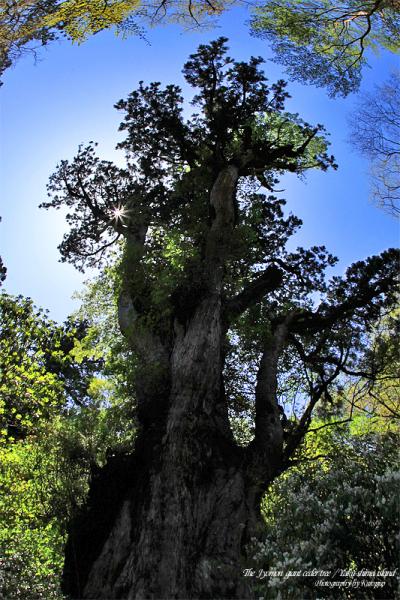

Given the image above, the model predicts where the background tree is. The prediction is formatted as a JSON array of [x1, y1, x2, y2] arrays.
[[0, 0, 225, 82], [0, 292, 100, 440], [334, 307, 400, 425], [349, 70, 400, 216], [0, 0, 59, 83], [251, 0, 400, 96], [0, 289, 135, 599], [41, 38, 399, 599], [251, 424, 399, 599], [71, 266, 139, 452], [0, 292, 92, 599]]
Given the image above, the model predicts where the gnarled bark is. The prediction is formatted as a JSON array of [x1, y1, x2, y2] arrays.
[[63, 295, 271, 599]]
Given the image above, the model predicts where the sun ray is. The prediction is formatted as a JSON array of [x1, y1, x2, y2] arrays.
[[111, 204, 127, 222]]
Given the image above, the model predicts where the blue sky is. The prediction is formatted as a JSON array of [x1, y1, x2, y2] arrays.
[[0, 6, 398, 322]]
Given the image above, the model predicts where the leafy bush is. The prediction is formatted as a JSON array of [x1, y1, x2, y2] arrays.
[[251, 427, 399, 599]]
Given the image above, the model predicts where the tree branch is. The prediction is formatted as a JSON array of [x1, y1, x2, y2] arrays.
[[288, 275, 397, 335], [204, 165, 239, 291], [283, 359, 344, 462], [246, 313, 295, 482], [224, 265, 283, 322]]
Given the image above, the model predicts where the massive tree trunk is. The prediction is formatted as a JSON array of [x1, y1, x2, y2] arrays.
[[62, 301, 266, 599], [62, 166, 284, 599]]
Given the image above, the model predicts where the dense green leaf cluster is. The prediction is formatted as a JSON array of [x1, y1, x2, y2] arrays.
[[0, 292, 101, 441], [0, 0, 59, 81], [0, 291, 137, 598], [250, 423, 399, 598]]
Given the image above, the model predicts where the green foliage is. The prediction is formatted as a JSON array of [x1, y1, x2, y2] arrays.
[[0, 0, 59, 81], [43, 0, 140, 43], [347, 309, 400, 425], [0, 0, 141, 83], [252, 111, 335, 172], [0, 289, 137, 597], [0, 293, 89, 597], [0, 405, 120, 598], [0, 0, 226, 82], [0, 292, 100, 441], [251, 425, 400, 598], [312, 308, 400, 429], [0, 538, 64, 600], [0, 293, 62, 439], [0, 423, 78, 600], [72, 270, 138, 451], [251, 0, 400, 96]]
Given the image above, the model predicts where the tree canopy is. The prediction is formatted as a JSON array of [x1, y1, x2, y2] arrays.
[[0, 292, 100, 441], [251, 0, 400, 96], [0, 0, 59, 80], [0, 0, 225, 82], [42, 37, 398, 478], [2, 0, 399, 96]]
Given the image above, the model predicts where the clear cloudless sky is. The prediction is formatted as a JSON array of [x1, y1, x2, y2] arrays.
[[0, 6, 399, 322]]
